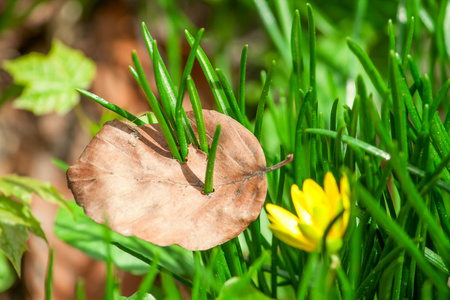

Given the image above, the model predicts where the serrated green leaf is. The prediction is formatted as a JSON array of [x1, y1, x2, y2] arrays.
[[2, 40, 95, 115], [0, 174, 68, 209], [0, 223, 28, 276], [0, 195, 45, 240]]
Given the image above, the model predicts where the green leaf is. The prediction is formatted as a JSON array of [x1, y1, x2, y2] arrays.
[[0, 223, 28, 276], [216, 277, 273, 300], [2, 40, 95, 115], [54, 202, 194, 279], [0, 174, 68, 209], [0, 250, 16, 292], [0, 195, 45, 240]]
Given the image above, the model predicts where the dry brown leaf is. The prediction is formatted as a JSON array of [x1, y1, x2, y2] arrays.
[[67, 110, 268, 250]]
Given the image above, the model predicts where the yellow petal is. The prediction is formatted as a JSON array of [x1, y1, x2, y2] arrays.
[[303, 179, 327, 209], [324, 172, 339, 213], [266, 203, 299, 228], [269, 224, 315, 252], [266, 204, 315, 251], [291, 184, 312, 215], [292, 197, 313, 226]]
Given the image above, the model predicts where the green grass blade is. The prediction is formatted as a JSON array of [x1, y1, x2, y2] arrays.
[[161, 272, 183, 300], [238, 44, 248, 117], [131, 54, 182, 162], [77, 89, 145, 126], [307, 4, 317, 101], [389, 51, 409, 158], [185, 30, 232, 116], [136, 253, 160, 300], [175, 28, 204, 153], [215, 68, 246, 125], [254, 60, 276, 141], [187, 76, 208, 154], [347, 38, 388, 98], [45, 248, 54, 300], [294, 87, 313, 184], [203, 124, 221, 194], [192, 251, 207, 300], [402, 17, 415, 72], [297, 251, 319, 300], [253, 0, 291, 66], [355, 183, 449, 296], [76, 279, 86, 300], [291, 10, 303, 90], [152, 40, 177, 129]]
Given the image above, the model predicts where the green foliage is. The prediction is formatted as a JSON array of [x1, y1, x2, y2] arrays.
[[0, 174, 67, 276], [3, 0, 447, 298], [2, 40, 95, 115]]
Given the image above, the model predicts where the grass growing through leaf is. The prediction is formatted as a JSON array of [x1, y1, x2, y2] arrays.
[[3, 0, 449, 299], [70, 1, 450, 296]]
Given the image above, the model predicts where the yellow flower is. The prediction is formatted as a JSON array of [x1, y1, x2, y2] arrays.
[[266, 172, 350, 253]]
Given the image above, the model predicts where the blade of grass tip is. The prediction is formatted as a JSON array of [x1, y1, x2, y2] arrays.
[[238, 44, 248, 117], [142, 23, 198, 147], [254, 60, 276, 141], [407, 55, 423, 94], [347, 38, 389, 98], [45, 248, 54, 300], [136, 252, 161, 300], [52, 157, 69, 172], [203, 124, 221, 194], [402, 17, 415, 73], [388, 19, 396, 53], [297, 251, 319, 300], [77, 89, 145, 126], [152, 40, 178, 133], [252, 0, 291, 66], [354, 183, 450, 296], [175, 28, 205, 152], [294, 87, 313, 184], [389, 51, 409, 158], [187, 76, 209, 154], [130, 53, 182, 162], [357, 76, 376, 144], [291, 10, 303, 91], [216, 68, 246, 125], [307, 4, 317, 102], [185, 30, 232, 116], [141, 23, 177, 112]]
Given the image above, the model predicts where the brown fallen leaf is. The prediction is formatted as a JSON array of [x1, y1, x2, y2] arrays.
[[68, 110, 284, 250]]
